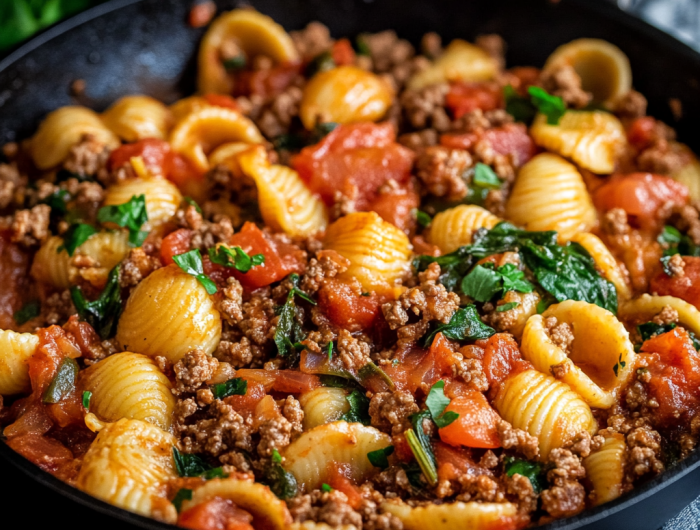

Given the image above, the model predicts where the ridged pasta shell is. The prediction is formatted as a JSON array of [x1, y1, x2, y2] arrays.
[[116, 264, 222, 363], [382, 500, 520, 530], [408, 39, 497, 90], [76, 418, 177, 522], [101, 95, 172, 142], [82, 352, 175, 431], [298, 387, 350, 430], [30, 106, 120, 170], [198, 9, 299, 94], [429, 205, 501, 253], [208, 141, 252, 174], [291, 523, 356, 530], [31, 235, 72, 289], [182, 478, 292, 530], [494, 369, 597, 459], [570, 232, 631, 301], [282, 421, 392, 492], [671, 157, 700, 203], [522, 300, 635, 408], [506, 153, 597, 241], [618, 294, 700, 336], [323, 212, 412, 293], [544, 38, 632, 107], [529, 111, 626, 174], [583, 435, 626, 506], [169, 106, 264, 173], [104, 177, 182, 227], [235, 146, 328, 236], [0, 330, 39, 395], [300, 66, 394, 130]]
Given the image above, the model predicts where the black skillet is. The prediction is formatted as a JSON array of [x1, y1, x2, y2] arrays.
[[1, 1, 700, 529]]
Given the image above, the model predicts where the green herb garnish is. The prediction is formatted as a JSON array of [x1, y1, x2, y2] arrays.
[[321, 483, 333, 492], [273, 274, 315, 357], [503, 456, 548, 493], [496, 302, 519, 312], [613, 353, 627, 377], [339, 389, 371, 425], [265, 449, 298, 499], [97, 194, 148, 246], [82, 390, 92, 411], [172, 447, 228, 479], [367, 445, 394, 469], [223, 54, 246, 71], [405, 410, 438, 486], [413, 209, 432, 229], [528, 86, 566, 125], [425, 380, 459, 428], [173, 249, 217, 295], [42, 357, 79, 404], [172, 488, 193, 513], [208, 245, 265, 273], [211, 378, 247, 399], [14, 300, 40, 325], [71, 265, 122, 339], [58, 223, 97, 256], [422, 305, 495, 347], [184, 196, 202, 214]]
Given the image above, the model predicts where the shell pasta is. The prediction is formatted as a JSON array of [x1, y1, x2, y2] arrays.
[[3, 7, 700, 530]]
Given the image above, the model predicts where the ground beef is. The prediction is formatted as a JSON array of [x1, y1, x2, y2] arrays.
[[189, 214, 235, 251], [668, 204, 700, 246], [301, 250, 350, 294], [414, 146, 472, 201], [337, 329, 372, 372], [456, 474, 504, 503], [652, 305, 680, 326], [626, 425, 664, 476], [10, 204, 50, 247], [239, 288, 277, 346], [506, 472, 538, 514], [539, 64, 592, 109], [359, 494, 404, 530], [398, 129, 439, 150], [257, 413, 294, 457], [369, 391, 419, 435], [291, 22, 333, 61], [400, 84, 450, 132], [602, 208, 630, 236], [173, 349, 219, 395], [0, 162, 26, 210], [614, 90, 648, 120], [637, 139, 689, 175], [544, 316, 575, 355], [119, 248, 162, 288], [484, 290, 538, 337], [497, 419, 540, 460], [217, 277, 244, 325], [215, 335, 265, 368], [256, 85, 304, 138], [452, 355, 489, 392], [288, 490, 363, 528], [540, 448, 586, 518], [41, 290, 76, 326], [361, 30, 419, 89], [281, 395, 304, 435], [63, 134, 111, 181]]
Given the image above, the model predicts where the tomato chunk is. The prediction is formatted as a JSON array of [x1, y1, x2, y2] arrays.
[[318, 278, 384, 332], [440, 123, 536, 167], [161, 229, 193, 266], [481, 333, 530, 392], [235, 369, 320, 394], [593, 173, 689, 232], [109, 138, 171, 174], [234, 62, 302, 99], [203, 93, 240, 110], [446, 81, 502, 119], [384, 333, 459, 393], [651, 256, 700, 310], [331, 39, 356, 66], [368, 183, 421, 233], [225, 380, 266, 419], [6, 433, 74, 473], [325, 463, 363, 509], [178, 497, 254, 530], [438, 390, 501, 449], [627, 116, 657, 150], [640, 327, 700, 426], [291, 123, 415, 211], [434, 441, 487, 482]]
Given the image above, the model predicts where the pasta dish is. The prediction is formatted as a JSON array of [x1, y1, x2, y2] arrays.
[[1, 7, 699, 530]]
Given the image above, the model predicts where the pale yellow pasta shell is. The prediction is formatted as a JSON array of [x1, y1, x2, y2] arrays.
[[670, 156, 700, 203], [170, 96, 212, 124], [0, 330, 39, 395], [169, 106, 264, 173], [291, 523, 355, 530], [495, 291, 540, 340], [530, 111, 626, 174], [282, 421, 392, 492], [82, 352, 175, 431], [116, 265, 222, 363], [182, 478, 291, 530], [76, 418, 177, 522], [544, 38, 632, 107], [298, 387, 350, 430], [494, 369, 597, 459], [101, 95, 172, 142], [104, 177, 182, 227], [570, 232, 631, 301], [429, 205, 501, 253], [408, 39, 498, 90], [618, 294, 700, 336], [583, 435, 626, 506], [525, 300, 636, 408], [208, 141, 252, 173], [300, 66, 394, 130], [324, 212, 412, 293], [235, 146, 328, 236], [198, 9, 299, 94], [506, 153, 597, 241], [30, 106, 120, 170], [31, 235, 72, 289], [382, 500, 519, 530]]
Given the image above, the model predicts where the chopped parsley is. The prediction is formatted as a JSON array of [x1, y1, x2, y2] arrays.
[[223, 54, 246, 71], [42, 357, 79, 404], [97, 194, 148, 246], [496, 301, 519, 312], [173, 249, 217, 295], [367, 445, 394, 469], [208, 245, 265, 273], [172, 488, 193, 513], [413, 209, 432, 229], [461, 262, 533, 303], [503, 85, 538, 124], [71, 265, 122, 339], [503, 456, 548, 493], [528, 86, 566, 125], [14, 300, 40, 325], [183, 196, 202, 214], [306, 51, 335, 77], [172, 447, 228, 479], [422, 305, 495, 347], [425, 380, 459, 428], [82, 390, 92, 411], [58, 223, 97, 256], [472, 163, 502, 189], [211, 378, 247, 399], [612, 353, 627, 377], [321, 483, 333, 493], [658, 225, 700, 257]]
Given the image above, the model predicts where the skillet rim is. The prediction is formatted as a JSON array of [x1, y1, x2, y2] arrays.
[[1, 0, 700, 529]]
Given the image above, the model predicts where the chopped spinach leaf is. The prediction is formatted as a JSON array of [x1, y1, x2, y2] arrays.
[[638, 322, 677, 343], [97, 194, 148, 246], [658, 225, 700, 258], [71, 265, 122, 339], [461, 264, 502, 302], [172, 488, 192, 513], [264, 449, 298, 499], [274, 274, 315, 357], [173, 447, 212, 477], [223, 54, 246, 71], [173, 249, 217, 295], [14, 300, 40, 325], [413, 209, 432, 229], [202, 467, 228, 480], [422, 305, 495, 347], [82, 390, 92, 411], [339, 389, 371, 425], [528, 86, 566, 125], [473, 163, 501, 189], [211, 378, 247, 399], [208, 245, 265, 273], [503, 456, 548, 493], [406, 410, 438, 486], [306, 51, 335, 77], [355, 36, 371, 56], [503, 85, 538, 124], [44, 188, 72, 214], [425, 380, 459, 428], [42, 357, 79, 404], [367, 445, 394, 469], [58, 223, 97, 256], [496, 301, 519, 312], [613, 353, 626, 377], [321, 483, 333, 492]]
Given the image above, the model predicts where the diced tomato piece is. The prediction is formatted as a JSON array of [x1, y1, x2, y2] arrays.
[[291, 123, 415, 211], [446, 81, 502, 119], [440, 132, 478, 150], [108, 138, 172, 174], [225, 380, 266, 419], [368, 183, 421, 232], [160, 229, 193, 266], [188, 0, 216, 28], [331, 38, 356, 66], [203, 93, 239, 110], [650, 256, 700, 310], [235, 369, 320, 394], [440, 123, 536, 167], [438, 390, 501, 448], [627, 116, 657, 150], [593, 173, 689, 232], [0, 230, 31, 330], [208, 222, 304, 291], [325, 463, 363, 509], [481, 333, 530, 393], [434, 441, 487, 482], [5, 433, 74, 473], [317, 278, 385, 332], [640, 327, 700, 426], [178, 497, 254, 530], [234, 62, 302, 99]]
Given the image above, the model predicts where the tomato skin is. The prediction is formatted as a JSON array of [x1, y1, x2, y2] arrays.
[[438, 391, 502, 448], [291, 123, 415, 211], [593, 173, 689, 232], [225, 380, 266, 419], [627, 116, 657, 150], [325, 463, 363, 509], [235, 369, 320, 394], [178, 497, 254, 530], [434, 441, 486, 482], [161, 229, 193, 266], [368, 184, 421, 233], [640, 328, 700, 426], [446, 81, 502, 119], [5, 433, 74, 473], [481, 333, 530, 390], [650, 256, 700, 310], [331, 38, 356, 66], [317, 278, 384, 332], [234, 62, 302, 99], [109, 138, 171, 173]]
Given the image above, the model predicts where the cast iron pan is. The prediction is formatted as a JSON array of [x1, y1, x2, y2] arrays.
[[1, 1, 699, 529]]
